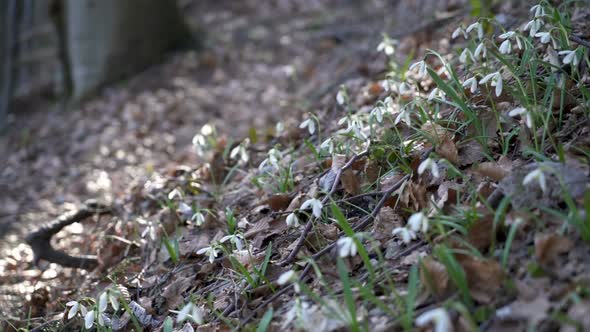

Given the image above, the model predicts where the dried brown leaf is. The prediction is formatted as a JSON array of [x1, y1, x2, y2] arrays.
[[534, 233, 574, 265], [420, 256, 450, 297], [266, 194, 293, 211], [341, 168, 361, 195], [436, 137, 459, 165], [458, 256, 504, 303]]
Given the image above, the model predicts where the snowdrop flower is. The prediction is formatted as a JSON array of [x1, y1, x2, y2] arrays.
[[192, 134, 207, 156], [499, 39, 512, 54], [337, 236, 358, 258], [191, 212, 205, 226], [85, 310, 95, 329], [107, 290, 120, 312], [394, 107, 412, 127], [392, 227, 417, 244], [286, 212, 299, 227], [336, 89, 347, 105], [479, 71, 503, 97], [197, 245, 220, 264], [508, 107, 533, 128], [409, 60, 427, 78], [320, 138, 334, 154], [558, 49, 580, 66], [301, 198, 323, 218], [451, 26, 467, 39], [530, 4, 545, 18], [177, 302, 204, 324], [398, 82, 413, 97], [168, 188, 182, 200], [474, 42, 487, 59], [418, 158, 440, 178], [523, 167, 547, 193], [66, 300, 87, 319], [277, 270, 301, 293], [371, 106, 384, 123], [535, 32, 552, 44], [299, 117, 316, 135], [178, 202, 193, 219], [499, 31, 516, 40], [466, 22, 484, 39], [98, 292, 108, 313], [408, 212, 429, 234], [415, 308, 453, 332], [220, 233, 244, 251], [462, 77, 478, 94], [230, 143, 249, 163], [524, 19, 542, 37], [275, 121, 284, 135], [427, 88, 445, 102], [459, 48, 474, 64], [377, 38, 396, 55]]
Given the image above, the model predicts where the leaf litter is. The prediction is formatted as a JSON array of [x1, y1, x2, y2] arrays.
[[1, 0, 590, 331]]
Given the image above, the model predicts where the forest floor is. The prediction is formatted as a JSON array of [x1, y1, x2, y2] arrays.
[[1, 0, 590, 331]]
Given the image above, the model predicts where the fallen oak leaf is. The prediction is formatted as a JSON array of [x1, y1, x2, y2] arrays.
[[534, 233, 574, 266]]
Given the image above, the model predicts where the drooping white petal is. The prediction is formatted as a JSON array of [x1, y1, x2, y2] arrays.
[[415, 308, 453, 332], [85, 310, 95, 329], [98, 292, 108, 313], [278, 270, 296, 285]]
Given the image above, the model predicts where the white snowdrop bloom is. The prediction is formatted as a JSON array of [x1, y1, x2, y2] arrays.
[[371, 106, 384, 123], [278, 270, 301, 293], [377, 39, 396, 56], [451, 26, 467, 39], [499, 31, 516, 40], [192, 134, 207, 156], [499, 39, 512, 54], [178, 202, 193, 219], [418, 158, 440, 178], [415, 308, 453, 332], [286, 213, 300, 228], [479, 71, 503, 97], [427, 88, 445, 102], [197, 246, 219, 264], [409, 60, 427, 78], [558, 49, 580, 66], [530, 4, 545, 18], [230, 144, 249, 163], [336, 89, 346, 105], [466, 22, 483, 39], [220, 233, 245, 251], [524, 19, 542, 37], [535, 32, 552, 44], [337, 236, 358, 258], [191, 212, 205, 226], [459, 48, 474, 64], [392, 227, 417, 244], [320, 138, 334, 154], [408, 212, 429, 234], [508, 107, 533, 128], [474, 42, 487, 59], [515, 36, 523, 50], [301, 198, 323, 218], [299, 118, 316, 135], [85, 310, 95, 329], [66, 301, 87, 319], [108, 290, 120, 312], [462, 77, 478, 94], [177, 302, 204, 324], [275, 121, 284, 135], [168, 188, 182, 200], [523, 167, 547, 193], [98, 292, 108, 313], [394, 107, 412, 127]]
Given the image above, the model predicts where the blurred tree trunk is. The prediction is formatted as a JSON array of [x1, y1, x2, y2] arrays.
[[0, 0, 16, 130], [63, 0, 191, 100]]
